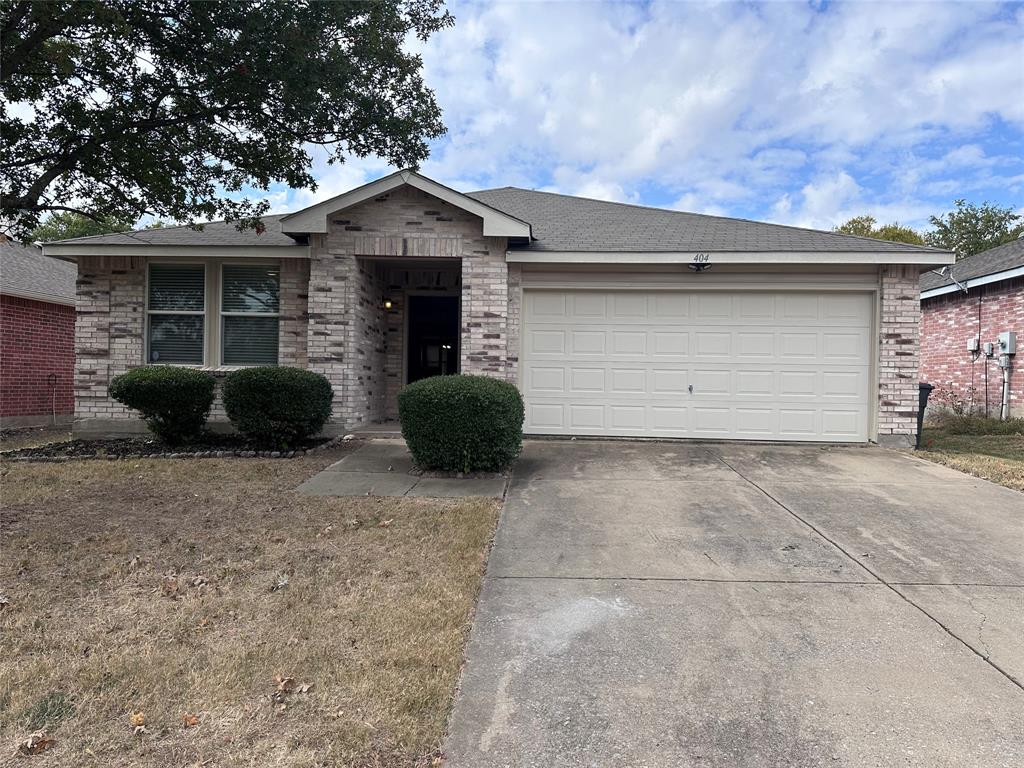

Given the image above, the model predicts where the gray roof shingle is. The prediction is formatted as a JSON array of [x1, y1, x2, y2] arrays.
[[920, 238, 1024, 291], [45, 185, 950, 256], [44, 214, 298, 247], [1, 239, 77, 303], [466, 187, 946, 254]]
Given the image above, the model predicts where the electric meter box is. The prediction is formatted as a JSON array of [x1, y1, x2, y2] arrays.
[[998, 331, 1016, 355], [967, 337, 980, 352]]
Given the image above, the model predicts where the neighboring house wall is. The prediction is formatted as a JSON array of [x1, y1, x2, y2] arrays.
[[0, 294, 75, 427], [877, 265, 923, 446], [921, 277, 1023, 417], [72, 255, 309, 433], [306, 185, 511, 428]]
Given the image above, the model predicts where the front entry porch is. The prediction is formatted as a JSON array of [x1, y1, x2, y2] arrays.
[[366, 258, 463, 424]]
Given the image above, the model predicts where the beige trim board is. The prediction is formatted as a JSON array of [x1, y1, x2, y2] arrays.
[[43, 244, 310, 259], [507, 250, 955, 266]]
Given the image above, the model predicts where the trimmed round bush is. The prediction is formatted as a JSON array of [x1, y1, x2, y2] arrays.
[[108, 366, 216, 445], [398, 375, 525, 472], [222, 366, 333, 448]]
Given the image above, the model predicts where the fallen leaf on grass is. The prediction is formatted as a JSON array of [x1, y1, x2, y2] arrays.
[[0, 594, 9, 610], [129, 710, 147, 736], [181, 712, 200, 728], [378, 519, 393, 528], [271, 574, 289, 592], [19, 731, 55, 755]]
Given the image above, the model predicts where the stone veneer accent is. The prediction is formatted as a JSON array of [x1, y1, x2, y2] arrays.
[[72, 255, 308, 432], [306, 185, 511, 429], [877, 264, 922, 447]]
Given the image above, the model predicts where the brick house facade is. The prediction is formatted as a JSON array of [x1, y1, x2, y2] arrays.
[[1, 240, 77, 428], [921, 276, 1023, 417], [43, 170, 954, 447]]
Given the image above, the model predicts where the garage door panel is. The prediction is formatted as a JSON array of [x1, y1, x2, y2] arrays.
[[522, 289, 871, 442]]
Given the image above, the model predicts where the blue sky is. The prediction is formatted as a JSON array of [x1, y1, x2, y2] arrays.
[[270, 0, 1024, 233]]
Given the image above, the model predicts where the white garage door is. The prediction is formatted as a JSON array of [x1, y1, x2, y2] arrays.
[[521, 290, 873, 442]]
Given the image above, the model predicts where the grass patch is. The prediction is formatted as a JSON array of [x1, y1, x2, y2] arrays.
[[917, 427, 1024, 492], [0, 451, 500, 766]]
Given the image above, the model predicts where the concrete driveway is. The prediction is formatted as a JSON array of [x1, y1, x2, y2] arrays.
[[444, 440, 1024, 767]]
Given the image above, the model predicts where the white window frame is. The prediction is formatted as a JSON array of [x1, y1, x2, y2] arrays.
[[144, 258, 282, 369], [218, 262, 282, 367]]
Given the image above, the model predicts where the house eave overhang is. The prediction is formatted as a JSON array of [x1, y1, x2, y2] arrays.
[[41, 244, 311, 260], [279, 169, 533, 239], [920, 264, 1024, 300], [505, 250, 957, 266]]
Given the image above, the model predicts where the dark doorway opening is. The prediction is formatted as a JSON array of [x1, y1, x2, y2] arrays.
[[407, 295, 460, 383]]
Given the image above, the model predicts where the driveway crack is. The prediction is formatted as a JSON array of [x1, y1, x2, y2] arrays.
[[714, 454, 1024, 694]]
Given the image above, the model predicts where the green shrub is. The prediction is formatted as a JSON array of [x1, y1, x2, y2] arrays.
[[398, 375, 525, 472], [222, 366, 333, 447], [108, 366, 215, 444]]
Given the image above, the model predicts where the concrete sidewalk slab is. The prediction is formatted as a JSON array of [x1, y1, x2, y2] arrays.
[[896, 585, 1024, 686], [445, 578, 1024, 767], [760, 478, 1024, 585], [298, 439, 508, 498], [515, 439, 737, 482], [489, 476, 861, 581]]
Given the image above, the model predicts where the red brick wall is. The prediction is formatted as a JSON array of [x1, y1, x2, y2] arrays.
[[920, 277, 1024, 417], [0, 294, 75, 422]]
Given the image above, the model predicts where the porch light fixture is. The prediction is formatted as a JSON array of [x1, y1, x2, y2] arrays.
[[383, 299, 393, 310]]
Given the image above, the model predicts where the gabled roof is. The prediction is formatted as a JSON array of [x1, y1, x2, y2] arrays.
[[467, 187, 948, 255], [1, 239, 76, 305], [280, 169, 532, 239], [920, 238, 1024, 295]]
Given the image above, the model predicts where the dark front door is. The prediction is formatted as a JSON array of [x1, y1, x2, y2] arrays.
[[407, 295, 460, 382]]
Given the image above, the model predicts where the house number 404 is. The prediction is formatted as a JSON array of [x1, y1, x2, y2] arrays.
[[693, 253, 710, 263]]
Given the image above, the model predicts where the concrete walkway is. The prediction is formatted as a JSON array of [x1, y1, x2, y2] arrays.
[[444, 440, 1024, 767], [297, 439, 508, 498]]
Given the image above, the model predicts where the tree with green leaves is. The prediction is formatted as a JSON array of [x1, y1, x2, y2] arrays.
[[924, 200, 1023, 259], [30, 211, 135, 243], [834, 215, 925, 245], [1, 0, 452, 240]]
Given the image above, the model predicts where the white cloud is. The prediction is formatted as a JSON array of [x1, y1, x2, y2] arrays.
[[400, 0, 1023, 226]]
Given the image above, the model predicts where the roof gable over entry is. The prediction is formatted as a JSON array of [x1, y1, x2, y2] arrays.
[[280, 169, 532, 240]]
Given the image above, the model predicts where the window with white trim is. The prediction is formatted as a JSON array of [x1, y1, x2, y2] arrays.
[[146, 262, 281, 367], [221, 264, 280, 365], [147, 264, 205, 364]]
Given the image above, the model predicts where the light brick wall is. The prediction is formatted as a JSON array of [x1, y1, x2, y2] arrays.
[[877, 265, 922, 446], [73, 256, 307, 431], [920, 277, 1023, 417], [306, 184, 511, 429]]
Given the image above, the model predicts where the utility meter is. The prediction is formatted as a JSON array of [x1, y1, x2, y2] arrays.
[[984, 342, 995, 357], [998, 331, 1016, 356], [967, 337, 980, 352]]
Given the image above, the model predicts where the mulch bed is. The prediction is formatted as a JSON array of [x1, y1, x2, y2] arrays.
[[0, 433, 347, 462]]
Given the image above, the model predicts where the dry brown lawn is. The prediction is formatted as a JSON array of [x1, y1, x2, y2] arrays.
[[0, 451, 499, 767], [917, 427, 1024, 492]]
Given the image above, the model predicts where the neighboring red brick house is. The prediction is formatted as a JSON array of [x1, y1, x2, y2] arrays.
[[920, 238, 1024, 418], [1, 238, 77, 428]]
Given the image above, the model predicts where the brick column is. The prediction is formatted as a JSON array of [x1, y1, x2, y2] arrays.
[[279, 259, 309, 368], [877, 265, 922, 447], [461, 241, 510, 379]]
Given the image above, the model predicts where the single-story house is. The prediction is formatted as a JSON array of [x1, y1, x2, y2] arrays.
[[920, 238, 1023, 417], [1, 237, 77, 428], [43, 170, 954, 447]]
